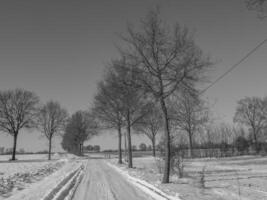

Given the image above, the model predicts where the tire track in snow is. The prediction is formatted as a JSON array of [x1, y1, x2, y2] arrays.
[[72, 159, 155, 200]]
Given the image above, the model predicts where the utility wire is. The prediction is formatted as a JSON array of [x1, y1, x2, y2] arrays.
[[199, 37, 267, 95]]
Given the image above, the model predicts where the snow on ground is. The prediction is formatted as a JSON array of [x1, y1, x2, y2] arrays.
[[7, 160, 85, 200], [0, 153, 79, 162], [0, 153, 85, 200], [72, 159, 156, 200], [107, 161, 181, 200], [0, 159, 65, 198], [109, 155, 267, 200], [0, 154, 48, 161]]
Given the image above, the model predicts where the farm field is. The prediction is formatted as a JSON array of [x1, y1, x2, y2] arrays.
[[0, 153, 85, 200], [109, 155, 267, 200], [1, 152, 266, 200]]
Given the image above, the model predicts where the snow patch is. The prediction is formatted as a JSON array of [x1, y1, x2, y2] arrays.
[[106, 162, 181, 200], [6, 160, 85, 200]]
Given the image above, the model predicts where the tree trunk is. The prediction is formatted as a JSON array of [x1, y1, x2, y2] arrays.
[[253, 129, 259, 153], [124, 131, 128, 162], [48, 137, 52, 160], [188, 132, 193, 158], [160, 98, 171, 183], [11, 133, 18, 161], [152, 136, 156, 157], [126, 110, 133, 168], [118, 124, 122, 164], [80, 143, 83, 156]]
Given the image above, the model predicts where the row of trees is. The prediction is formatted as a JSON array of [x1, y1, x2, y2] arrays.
[[84, 145, 101, 152], [61, 111, 97, 156], [234, 96, 267, 152], [0, 88, 97, 160], [91, 9, 212, 183], [91, 5, 267, 183], [169, 95, 267, 156]]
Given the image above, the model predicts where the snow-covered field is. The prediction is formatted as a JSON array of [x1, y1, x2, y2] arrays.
[[0, 153, 86, 200], [3, 153, 266, 200], [109, 155, 267, 200], [0, 154, 47, 162]]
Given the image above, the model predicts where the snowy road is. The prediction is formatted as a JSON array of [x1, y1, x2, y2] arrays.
[[72, 158, 155, 200]]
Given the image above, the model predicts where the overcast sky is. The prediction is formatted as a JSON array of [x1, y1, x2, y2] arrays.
[[0, 0, 267, 151]]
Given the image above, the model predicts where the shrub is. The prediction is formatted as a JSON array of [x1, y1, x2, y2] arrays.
[[170, 152, 184, 178], [139, 143, 147, 151], [154, 157, 164, 174], [235, 136, 249, 153], [199, 166, 206, 189]]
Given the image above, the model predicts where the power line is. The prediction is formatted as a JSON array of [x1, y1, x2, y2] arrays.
[[200, 37, 267, 95]]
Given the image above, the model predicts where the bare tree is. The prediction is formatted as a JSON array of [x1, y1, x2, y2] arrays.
[[234, 97, 265, 152], [120, 10, 211, 182], [139, 143, 147, 151], [108, 59, 149, 168], [92, 77, 124, 164], [169, 90, 209, 158], [62, 111, 98, 156], [246, 0, 267, 17], [217, 123, 237, 146], [0, 88, 39, 160], [134, 103, 162, 157], [37, 101, 68, 160]]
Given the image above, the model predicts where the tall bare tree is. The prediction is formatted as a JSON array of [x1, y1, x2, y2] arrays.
[[0, 88, 39, 160], [134, 103, 162, 157], [169, 90, 209, 158], [93, 77, 124, 164], [121, 10, 211, 182], [38, 101, 68, 160], [234, 97, 266, 152], [108, 59, 149, 168]]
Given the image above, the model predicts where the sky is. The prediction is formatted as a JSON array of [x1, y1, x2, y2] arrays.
[[0, 0, 267, 152]]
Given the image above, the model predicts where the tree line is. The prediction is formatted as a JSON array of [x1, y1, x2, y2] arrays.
[[90, 6, 267, 184], [91, 9, 212, 183], [0, 88, 97, 161], [234, 96, 267, 153]]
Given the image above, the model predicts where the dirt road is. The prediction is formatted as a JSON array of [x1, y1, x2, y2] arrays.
[[72, 158, 155, 200]]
